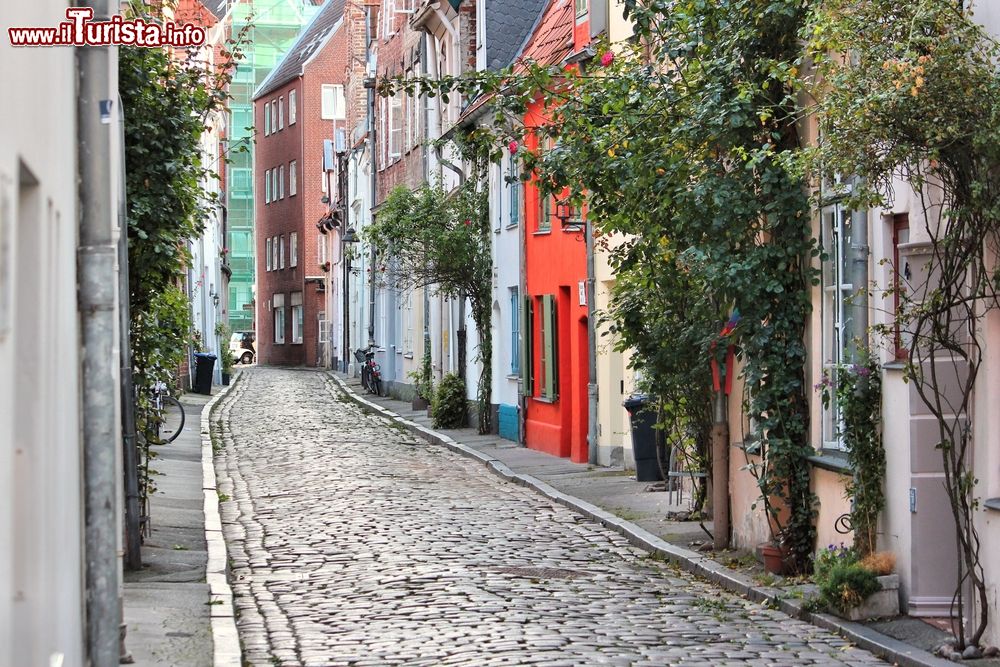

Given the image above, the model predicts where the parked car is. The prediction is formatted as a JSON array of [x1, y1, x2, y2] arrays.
[[229, 331, 256, 365]]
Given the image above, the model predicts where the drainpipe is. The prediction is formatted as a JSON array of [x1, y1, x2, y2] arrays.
[[851, 205, 869, 357], [117, 97, 141, 573], [585, 220, 598, 464], [77, 0, 121, 662], [712, 390, 730, 550], [365, 7, 377, 348]]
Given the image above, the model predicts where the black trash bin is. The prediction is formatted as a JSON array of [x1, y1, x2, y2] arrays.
[[623, 395, 664, 482], [193, 352, 217, 395]]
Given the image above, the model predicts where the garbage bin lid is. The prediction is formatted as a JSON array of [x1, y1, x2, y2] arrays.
[[622, 394, 649, 413], [194, 352, 217, 359]]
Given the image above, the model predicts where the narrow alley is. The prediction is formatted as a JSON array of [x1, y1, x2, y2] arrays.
[[213, 369, 885, 667]]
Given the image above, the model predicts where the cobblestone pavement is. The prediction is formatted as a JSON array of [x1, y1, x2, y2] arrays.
[[214, 368, 886, 667]]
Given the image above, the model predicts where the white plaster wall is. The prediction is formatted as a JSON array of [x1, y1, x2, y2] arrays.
[[490, 150, 522, 411], [0, 2, 110, 664]]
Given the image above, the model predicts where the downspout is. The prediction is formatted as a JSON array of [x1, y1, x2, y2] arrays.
[[365, 7, 377, 347], [77, 0, 121, 662], [117, 97, 141, 573], [585, 216, 599, 464], [850, 205, 869, 356]]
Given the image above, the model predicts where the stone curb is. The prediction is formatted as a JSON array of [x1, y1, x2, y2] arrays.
[[201, 372, 243, 667], [328, 372, 953, 667]]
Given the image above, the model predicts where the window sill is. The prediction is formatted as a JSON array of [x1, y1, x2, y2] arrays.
[[883, 360, 907, 371], [506, 223, 519, 230], [533, 230, 552, 236], [533, 396, 558, 404], [506, 373, 519, 381], [291, 341, 303, 345], [403, 352, 414, 359], [984, 498, 1000, 513], [807, 450, 852, 474]]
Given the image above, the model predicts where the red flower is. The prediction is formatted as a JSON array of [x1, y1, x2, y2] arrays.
[[601, 51, 614, 67], [508, 140, 519, 155], [464, 219, 471, 226]]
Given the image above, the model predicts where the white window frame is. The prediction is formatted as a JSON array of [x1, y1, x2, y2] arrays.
[[272, 168, 278, 201], [389, 92, 403, 159], [821, 201, 855, 452], [321, 84, 345, 120], [289, 160, 297, 196], [289, 231, 298, 268], [382, 0, 396, 40], [278, 164, 285, 199], [271, 100, 278, 131], [279, 234, 286, 269], [272, 235, 279, 271], [264, 102, 270, 135], [264, 168, 271, 203], [291, 292, 304, 344], [273, 292, 286, 345], [318, 233, 327, 266], [288, 89, 297, 125], [265, 236, 272, 271], [278, 96, 284, 130]]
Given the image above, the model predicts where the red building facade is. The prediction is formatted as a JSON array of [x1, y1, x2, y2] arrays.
[[254, 1, 349, 366], [522, 0, 592, 463]]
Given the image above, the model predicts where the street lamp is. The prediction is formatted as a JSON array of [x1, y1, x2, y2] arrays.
[[341, 225, 360, 374], [556, 199, 583, 233]]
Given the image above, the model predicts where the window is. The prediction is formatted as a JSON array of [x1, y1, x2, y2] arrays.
[[821, 203, 855, 451], [264, 102, 270, 135], [576, 0, 588, 18], [289, 160, 297, 196], [321, 84, 345, 120], [271, 100, 277, 131], [892, 214, 910, 360], [278, 96, 284, 130], [288, 89, 296, 124], [382, 0, 396, 39], [510, 287, 520, 374], [539, 294, 558, 399], [389, 92, 403, 159], [537, 185, 551, 232], [278, 164, 285, 199], [273, 168, 279, 200], [508, 154, 520, 227], [272, 235, 279, 271], [317, 232, 326, 266], [273, 293, 286, 344], [265, 236, 272, 271], [264, 169, 271, 203], [291, 292, 303, 344], [279, 234, 285, 269], [289, 231, 298, 268]]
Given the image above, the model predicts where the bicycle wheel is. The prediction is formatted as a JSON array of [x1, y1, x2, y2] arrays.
[[360, 366, 370, 392], [159, 395, 186, 443], [372, 375, 383, 397]]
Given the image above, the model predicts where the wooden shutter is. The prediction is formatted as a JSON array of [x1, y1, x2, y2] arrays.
[[542, 295, 557, 399], [521, 297, 533, 395]]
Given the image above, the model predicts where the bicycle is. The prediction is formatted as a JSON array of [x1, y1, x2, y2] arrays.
[[152, 379, 185, 444], [355, 346, 383, 397], [138, 379, 185, 539]]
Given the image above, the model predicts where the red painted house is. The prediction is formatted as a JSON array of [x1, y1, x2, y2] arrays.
[[522, 0, 592, 462], [253, 0, 349, 366]]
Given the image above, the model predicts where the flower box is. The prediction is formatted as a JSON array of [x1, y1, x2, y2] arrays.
[[842, 574, 899, 621]]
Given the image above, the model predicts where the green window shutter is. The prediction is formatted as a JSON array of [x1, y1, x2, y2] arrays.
[[521, 297, 533, 395], [542, 295, 555, 399], [550, 296, 558, 399]]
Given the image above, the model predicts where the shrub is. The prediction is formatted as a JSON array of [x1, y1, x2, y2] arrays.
[[813, 544, 881, 612], [432, 373, 467, 429]]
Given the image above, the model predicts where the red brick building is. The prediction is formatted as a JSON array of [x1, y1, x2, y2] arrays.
[[254, 0, 350, 366]]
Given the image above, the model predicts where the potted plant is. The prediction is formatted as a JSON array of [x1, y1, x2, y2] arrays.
[[813, 545, 899, 620], [215, 321, 233, 385], [408, 349, 433, 410]]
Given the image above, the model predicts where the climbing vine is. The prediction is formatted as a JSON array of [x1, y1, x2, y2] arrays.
[[807, 0, 999, 647], [120, 0, 246, 528]]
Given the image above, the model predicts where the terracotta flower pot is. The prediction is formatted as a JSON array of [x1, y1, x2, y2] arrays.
[[760, 543, 788, 575]]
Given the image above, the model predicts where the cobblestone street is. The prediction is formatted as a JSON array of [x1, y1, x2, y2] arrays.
[[214, 368, 886, 667]]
